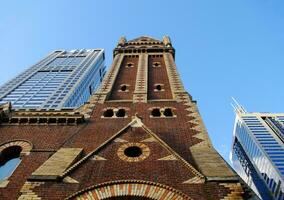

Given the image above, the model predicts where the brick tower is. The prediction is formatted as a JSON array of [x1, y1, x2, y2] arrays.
[[0, 36, 254, 199]]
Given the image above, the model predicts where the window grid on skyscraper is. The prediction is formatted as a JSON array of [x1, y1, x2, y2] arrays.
[[231, 113, 284, 200], [0, 49, 106, 109]]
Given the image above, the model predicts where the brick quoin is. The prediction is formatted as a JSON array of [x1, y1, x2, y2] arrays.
[[0, 36, 255, 199]]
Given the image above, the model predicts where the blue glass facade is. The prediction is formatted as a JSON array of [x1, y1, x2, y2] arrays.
[[231, 113, 284, 200], [0, 49, 105, 109]]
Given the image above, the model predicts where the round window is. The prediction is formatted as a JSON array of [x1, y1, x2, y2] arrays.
[[124, 146, 142, 157], [117, 143, 150, 162]]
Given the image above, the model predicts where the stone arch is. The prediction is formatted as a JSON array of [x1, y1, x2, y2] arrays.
[[67, 180, 191, 200], [0, 140, 33, 155]]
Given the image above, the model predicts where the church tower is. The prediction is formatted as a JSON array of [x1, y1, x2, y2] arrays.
[[0, 36, 254, 199]]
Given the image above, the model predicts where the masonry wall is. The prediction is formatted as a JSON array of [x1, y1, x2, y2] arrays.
[[147, 55, 173, 100], [109, 55, 139, 100], [0, 36, 251, 200]]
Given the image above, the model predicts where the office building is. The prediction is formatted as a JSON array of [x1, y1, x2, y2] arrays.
[[0, 49, 105, 109], [231, 103, 284, 199]]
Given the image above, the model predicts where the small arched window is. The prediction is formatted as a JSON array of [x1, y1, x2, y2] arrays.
[[151, 108, 161, 117], [155, 84, 162, 91], [116, 109, 126, 118], [120, 85, 127, 92], [0, 146, 22, 180], [164, 108, 173, 117], [152, 62, 161, 68], [126, 63, 134, 68], [103, 109, 114, 117]]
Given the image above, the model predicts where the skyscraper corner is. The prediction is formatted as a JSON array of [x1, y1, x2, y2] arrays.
[[231, 101, 284, 199], [0, 49, 106, 110]]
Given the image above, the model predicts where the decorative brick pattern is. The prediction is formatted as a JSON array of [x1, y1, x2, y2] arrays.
[[141, 136, 157, 143], [31, 148, 83, 180], [148, 54, 173, 100], [117, 142, 150, 162], [163, 53, 185, 100], [141, 121, 205, 180], [0, 180, 9, 188], [109, 55, 139, 101], [97, 54, 124, 96], [181, 95, 237, 178], [0, 36, 253, 199], [1, 109, 85, 125], [18, 181, 43, 200], [92, 155, 107, 160], [220, 183, 244, 200], [67, 180, 191, 200], [114, 138, 128, 143], [157, 154, 177, 161], [63, 176, 79, 184], [182, 176, 204, 184], [78, 52, 124, 115], [0, 140, 32, 155], [133, 53, 148, 103]]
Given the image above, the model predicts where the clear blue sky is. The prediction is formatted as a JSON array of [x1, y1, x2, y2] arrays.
[[0, 0, 284, 162]]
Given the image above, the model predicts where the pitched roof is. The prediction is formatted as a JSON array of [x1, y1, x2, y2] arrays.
[[127, 36, 162, 43], [60, 116, 204, 180]]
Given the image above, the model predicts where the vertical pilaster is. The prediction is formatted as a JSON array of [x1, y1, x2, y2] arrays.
[[133, 53, 148, 103], [163, 53, 187, 102], [78, 54, 124, 118], [92, 53, 124, 103]]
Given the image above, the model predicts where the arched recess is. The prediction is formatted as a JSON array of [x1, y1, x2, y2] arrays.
[[67, 180, 191, 200], [0, 140, 33, 182], [0, 140, 33, 155]]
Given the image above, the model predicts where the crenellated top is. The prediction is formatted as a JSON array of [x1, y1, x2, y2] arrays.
[[114, 36, 175, 59]]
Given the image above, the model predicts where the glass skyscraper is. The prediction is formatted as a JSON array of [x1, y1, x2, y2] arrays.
[[0, 49, 105, 109], [231, 106, 284, 200]]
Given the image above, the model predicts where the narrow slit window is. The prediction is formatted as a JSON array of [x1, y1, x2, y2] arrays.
[[89, 85, 92, 95]]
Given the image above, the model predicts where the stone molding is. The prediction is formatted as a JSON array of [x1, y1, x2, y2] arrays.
[[30, 148, 83, 180], [163, 53, 186, 101], [60, 116, 204, 181], [220, 183, 245, 200], [0, 139, 33, 155], [97, 54, 124, 99], [133, 53, 148, 103], [77, 54, 125, 118], [66, 180, 191, 200], [117, 142, 150, 162], [18, 181, 43, 200]]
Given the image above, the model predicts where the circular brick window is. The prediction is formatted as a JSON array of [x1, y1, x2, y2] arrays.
[[124, 146, 142, 157], [117, 143, 150, 162]]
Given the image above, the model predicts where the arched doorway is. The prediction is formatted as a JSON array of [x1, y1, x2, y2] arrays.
[[104, 197, 151, 200], [67, 180, 191, 200]]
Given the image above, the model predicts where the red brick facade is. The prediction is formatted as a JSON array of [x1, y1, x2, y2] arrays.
[[0, 36, 254, 199]]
